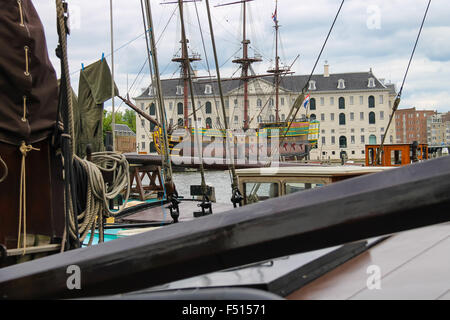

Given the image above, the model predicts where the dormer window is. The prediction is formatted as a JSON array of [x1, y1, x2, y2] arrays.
[[368, 77, 376, 88], [337, 79, 345, 89], [204, 84, 212, 94], [176, 85, 183, 95], [308, 80, 316, 91]]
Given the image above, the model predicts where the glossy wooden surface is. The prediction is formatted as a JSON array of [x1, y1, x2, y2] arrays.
[[288, 223, 450, 300]]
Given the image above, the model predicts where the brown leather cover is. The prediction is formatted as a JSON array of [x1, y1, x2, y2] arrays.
[[0, 0, 58, 146], [0, 140, 65, 249]]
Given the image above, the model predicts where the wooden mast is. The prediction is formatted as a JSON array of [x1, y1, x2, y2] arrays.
[[218, 0, 261, 130], [267, 0, 290, 123], [170, 1, 201, 128]]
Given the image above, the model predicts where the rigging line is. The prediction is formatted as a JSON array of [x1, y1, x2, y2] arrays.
[[249, 0, 345, 197], [397, 0, 431, 98], [375, 0, 431, 166], [177, 0, 208, 198], [284, 0, 345, 138]]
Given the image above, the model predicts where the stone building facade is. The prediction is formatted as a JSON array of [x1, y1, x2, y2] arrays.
[[134, 64, 397, 160]]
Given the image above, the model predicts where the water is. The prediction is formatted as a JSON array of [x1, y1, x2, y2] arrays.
[[171, 170, 232, 204]]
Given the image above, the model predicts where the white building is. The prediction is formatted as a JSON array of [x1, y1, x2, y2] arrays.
[[134, 63, 397, 160]]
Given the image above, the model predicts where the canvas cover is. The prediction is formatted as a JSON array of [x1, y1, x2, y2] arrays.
[[75, 59, 118, 157], [0, 0, 58, 146]]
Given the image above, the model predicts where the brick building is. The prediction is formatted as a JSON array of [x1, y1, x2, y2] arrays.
[[395, 108, 436, 144]]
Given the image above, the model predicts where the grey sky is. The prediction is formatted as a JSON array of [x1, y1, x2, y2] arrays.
[[34, 0, 449, 112]]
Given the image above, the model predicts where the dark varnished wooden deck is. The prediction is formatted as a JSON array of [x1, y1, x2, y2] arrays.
[[287, 223, 450, 300]]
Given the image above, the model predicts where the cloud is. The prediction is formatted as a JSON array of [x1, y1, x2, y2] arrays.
[[33, 0, 450, 112]]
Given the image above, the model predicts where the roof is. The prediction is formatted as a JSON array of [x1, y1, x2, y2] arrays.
[[135, 71, 392, 100], [113, 124, 136, 136], [236, 165, 393, 177]]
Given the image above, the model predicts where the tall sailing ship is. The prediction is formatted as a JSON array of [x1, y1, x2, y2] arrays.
[[150, 0, 320, 161]]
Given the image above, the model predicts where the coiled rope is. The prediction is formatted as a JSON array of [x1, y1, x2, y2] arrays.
[[68, 152, 130, 245]]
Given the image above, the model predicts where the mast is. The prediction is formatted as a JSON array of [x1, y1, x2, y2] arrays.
[[267, 0, 290, 123], [228, 0, 261, 130], [142, 0, 175, 189], [110, 0, 116, 150], [171, 2, 201, 128]]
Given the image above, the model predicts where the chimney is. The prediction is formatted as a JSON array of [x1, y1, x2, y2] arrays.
[[324, 61, 329, 78]]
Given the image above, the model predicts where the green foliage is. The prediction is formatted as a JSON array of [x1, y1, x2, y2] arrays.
[[103, 109, 136, 139]]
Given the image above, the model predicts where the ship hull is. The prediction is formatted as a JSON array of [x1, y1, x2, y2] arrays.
[[153, 121, 320, 162]]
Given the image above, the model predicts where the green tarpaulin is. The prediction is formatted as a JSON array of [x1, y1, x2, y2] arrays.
[[75, 59, 118, 157]]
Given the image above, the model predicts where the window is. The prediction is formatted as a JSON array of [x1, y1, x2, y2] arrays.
[[204, 84, 212, 94], [257, 116, 262, 123], [391, 150, 403, 165], [339, 97, 345, 109], [269, 98, 274, 107], [320, 97, 325, 106], [310, 114, 316, 121], [149, 103, 156, 116], [234, 115, 239, 124], [350, 112, 354, 121], [225, 99, 229, 109], [257, 99, 262, 107], [360, 112, 364, 120], [322, 136, 326, 145], [330, 97, 335, 105], [269, 114, 275, 122], [380, 111, 384, 120], [339, 113, 346, 125], [330, 113, 335, 121], [141, 119, 145, 128], [379, 95, 384, 104], [339, 136, 347, 148], [245, 182, 279, 203], [368, 77, 376, 88], [310, 98, 316, 110], [141, 142, 146, 150], [321, 113, 325, 121], [169, 102, 173, 110], [177, 118, 184, 126], [361, 135, 365, 143], [351, 136, 355, 144], [206, 117, 212, 128], [368, 95, 375, 108], [176, 85, 183, 95], [281, 97, 285, 106], [177, 102, 184, 115], [205, 101, 212, 114], [350, 96, 354, 105], [369, 134, 377, 144], [337, 79, 345, 89], [359, 96, 364, 105], [308, 80, 316, 90], [234, 99, 238, 106], [281, 114, 285, 121], [331, 136, 336, 144], [140, 103, 145, 110], [369, 112, 376, 124]]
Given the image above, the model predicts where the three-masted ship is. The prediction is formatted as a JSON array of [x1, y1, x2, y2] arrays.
[[151, 0, 319, 161]]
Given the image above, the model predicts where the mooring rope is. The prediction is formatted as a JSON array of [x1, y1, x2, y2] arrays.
[[17, 142, 40, 254], [66, 152, 130, 244]]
